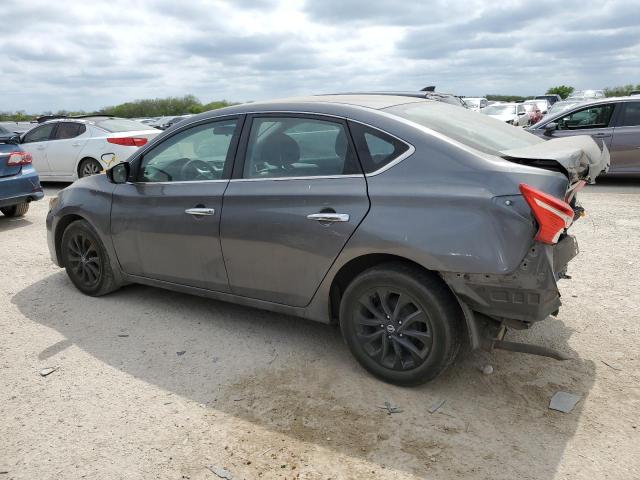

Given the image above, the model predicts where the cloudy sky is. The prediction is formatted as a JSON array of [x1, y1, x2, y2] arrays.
[[2, 0, 639, 112]]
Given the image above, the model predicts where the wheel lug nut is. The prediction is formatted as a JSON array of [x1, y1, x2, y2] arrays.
[[398, 321, 402, 325], [399, 333, 403, 337], [380, 324, 384, 328]]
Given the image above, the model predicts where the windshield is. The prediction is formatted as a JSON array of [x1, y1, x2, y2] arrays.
[[464, 98, 480, 107], [94, 118, 155, 132], [384, 101, 542, 155], [482, 104, 516, 115], [548, 101, 582, 116], [0, 125, 9, 134]]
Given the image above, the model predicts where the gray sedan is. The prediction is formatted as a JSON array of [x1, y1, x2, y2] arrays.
[[528, 96, 640, 175], [46, 94, 608, 385]]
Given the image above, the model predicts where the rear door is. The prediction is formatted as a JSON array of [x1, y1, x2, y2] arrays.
[[111, 117, 242, 291], [20, 123, 56, 176], [549, 102, 618, 149], [220, 114, 369, 307], [611, 101, 640, 174], [46, 122, 90, 177]]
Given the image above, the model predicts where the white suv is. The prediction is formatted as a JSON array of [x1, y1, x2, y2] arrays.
[[20, 116, 159, 182]]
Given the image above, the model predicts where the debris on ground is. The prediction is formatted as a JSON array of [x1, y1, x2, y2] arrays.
[[206, 465, 233, 479], [481, 365, 494, 375], [428, 399, 446, 414], [117, 334, 129, 338], [549, 391, 581, 413], [39, 367, 58, 377], [378, 401, 403, 415], [176, 351, 186, 356], [601, 360, 623, 371]]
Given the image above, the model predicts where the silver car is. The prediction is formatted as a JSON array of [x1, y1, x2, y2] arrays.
[[46, 94, 608, 385], [528, 96, 640, 175]]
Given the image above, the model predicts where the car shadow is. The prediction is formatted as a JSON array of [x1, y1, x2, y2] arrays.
[[0, 216, 33, 232], [13, 271, 595, 478]]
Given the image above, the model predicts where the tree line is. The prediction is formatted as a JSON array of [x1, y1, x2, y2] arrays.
[[2, 85, 639, 122]]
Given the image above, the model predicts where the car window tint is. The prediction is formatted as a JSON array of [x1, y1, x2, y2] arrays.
[[55, 123, 86, 140], [22, 124, 55, 143], [349, 122, 410, 173], [619, 102, 640, 127], [243, 117, 360, 179], [557, 104, 615, 130], [139, 119, 237, 182]]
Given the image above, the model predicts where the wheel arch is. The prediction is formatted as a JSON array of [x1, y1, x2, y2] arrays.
[[328, 253, 482, 349], [54, 214, 85, 266]]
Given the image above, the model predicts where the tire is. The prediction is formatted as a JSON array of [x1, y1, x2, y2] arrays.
[[60, 219, 119, 296], [339, 262, 463, 386], [1, 202, 30, 217], [78, 158, 102, 178]]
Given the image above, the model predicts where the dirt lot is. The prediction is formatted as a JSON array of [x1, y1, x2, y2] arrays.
[[1, 179, 639, 480]]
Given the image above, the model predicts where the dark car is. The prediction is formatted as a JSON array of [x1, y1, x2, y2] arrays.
[[0, 138, 44, 217], [535, 94, 562, 106], [528, 97, 640, 175], [46, 95, 608, 385]]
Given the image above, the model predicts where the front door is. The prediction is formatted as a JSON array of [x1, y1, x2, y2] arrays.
[[549, 102, 618, 150], [220, 114, 370, 307], [20, 123, 56, 176], [110, 117, 242, 291], [611, 101, 640, 174]]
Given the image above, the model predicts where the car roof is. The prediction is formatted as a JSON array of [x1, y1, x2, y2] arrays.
[[254, 94, 429, 110]]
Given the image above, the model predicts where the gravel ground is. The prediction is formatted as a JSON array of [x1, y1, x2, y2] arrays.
[[1, 179, 639, 480]]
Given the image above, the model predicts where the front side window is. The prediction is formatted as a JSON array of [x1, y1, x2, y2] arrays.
[[138, 119, 238, 182], [619, 102, 640, 127], [557, 104, 615, 130], [243, 117, 360, 179], [54, 122, 86, 140], [22, 124, 55, 143], [349, 122, 410, 173]]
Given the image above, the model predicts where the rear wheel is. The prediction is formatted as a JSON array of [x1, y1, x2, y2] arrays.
[[1, 202, 30, 217], [78, 158, 102, 178], [61, 220, 119, 296], [340, 262, 462, 385]]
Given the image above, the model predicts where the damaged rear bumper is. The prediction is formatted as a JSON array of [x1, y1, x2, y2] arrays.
[[441, 235, 579, 325]]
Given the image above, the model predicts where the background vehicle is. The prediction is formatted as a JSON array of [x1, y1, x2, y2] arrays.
[[482, 102, 529, 126], [462, 97, 488, 111], [528, 97, 640, 175], [535, 94, 562, 106], [47, 94, 607, 385], [329, 90, 469, 108], [0, 122, 34, 135], [567, 89, 605, 100], [19, 116, 159, 181], [523, 101, 543, 124], [525, 99, 550, 114], [630, 90, 640, 96], [0, 139, 43, 217]]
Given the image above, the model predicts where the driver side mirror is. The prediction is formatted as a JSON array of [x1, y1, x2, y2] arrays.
[[543, 122, 558, 136], [106, 162, 130, 184]]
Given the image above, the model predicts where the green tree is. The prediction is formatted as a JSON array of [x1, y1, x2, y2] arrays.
[[604, 83, 640, 97], [545, 86, 574, 99], [485, 94, 530, 102]]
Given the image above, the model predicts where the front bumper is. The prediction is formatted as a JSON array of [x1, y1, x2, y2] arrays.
[[442, 235, 579, 324]]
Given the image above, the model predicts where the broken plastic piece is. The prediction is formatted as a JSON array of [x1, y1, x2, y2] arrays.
[[549, 391, 581, 413]]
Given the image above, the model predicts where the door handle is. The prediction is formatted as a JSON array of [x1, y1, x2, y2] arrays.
[[592, 133, 611, 138], [71, 143, 81, 147], [36, 145, 46, 150], [306, 213, 350, 222], [185, 208, 215, 216]]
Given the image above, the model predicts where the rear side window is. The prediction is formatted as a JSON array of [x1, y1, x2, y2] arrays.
[[95, 119, 151, 132], [348, 122, 410, 173], [54, 122, 86, 140], [619, 102, 640, 127], [22, 124, 55, 143]]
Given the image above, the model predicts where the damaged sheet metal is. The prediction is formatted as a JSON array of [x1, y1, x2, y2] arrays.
[[501, 135, 610, 184]]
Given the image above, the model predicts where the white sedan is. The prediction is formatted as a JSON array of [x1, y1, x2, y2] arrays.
[[20, 116, 160, 181]]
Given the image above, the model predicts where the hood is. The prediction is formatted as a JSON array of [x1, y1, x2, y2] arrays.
[[500, 135, 609, 184]]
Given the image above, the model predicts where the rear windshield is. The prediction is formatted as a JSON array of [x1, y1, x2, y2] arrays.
[[384, 101, 543, 155], [94, 118, 153, 132]]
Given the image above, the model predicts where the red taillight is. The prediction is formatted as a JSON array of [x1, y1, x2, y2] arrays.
[[519, 183, 574, 245], [7, 151, 32, 166], [107, 137, 148, 147]]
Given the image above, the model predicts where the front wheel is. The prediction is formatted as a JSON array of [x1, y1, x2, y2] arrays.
[[61, 220, 119, 296], [340, 262, 463, 385], [1, 202, 30, 217]]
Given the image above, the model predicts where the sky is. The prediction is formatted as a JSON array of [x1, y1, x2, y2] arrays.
[[1, 0, 639, 112]]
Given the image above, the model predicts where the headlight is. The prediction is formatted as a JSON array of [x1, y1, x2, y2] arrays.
[[49, 196, 59, 211]]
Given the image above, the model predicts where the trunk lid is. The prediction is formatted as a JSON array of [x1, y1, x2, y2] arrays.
[[500, 135, 610, 184]]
